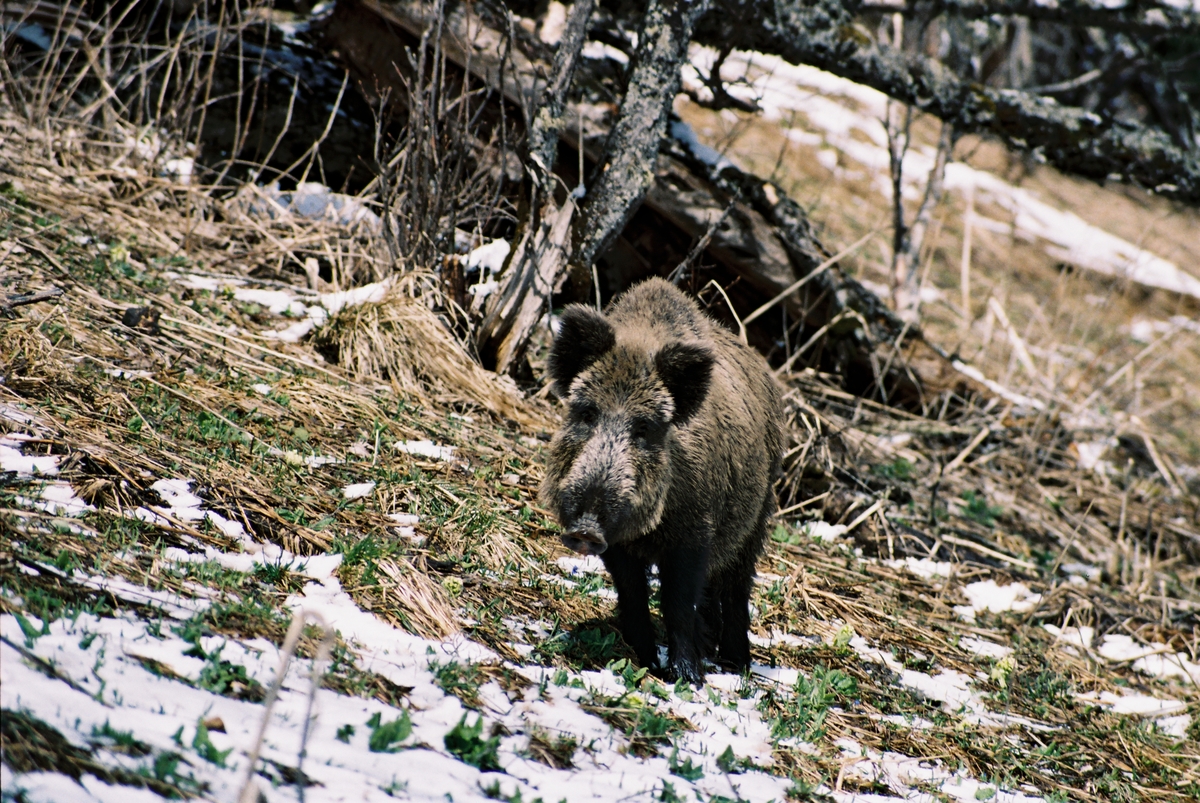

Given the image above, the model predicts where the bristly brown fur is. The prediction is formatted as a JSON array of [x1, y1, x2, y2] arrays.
[[540, 278, 784, 684]]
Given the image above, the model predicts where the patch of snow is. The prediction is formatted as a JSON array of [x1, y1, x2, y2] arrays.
[[1096, 634, 1200, 684], [18, 481, 94, 517], [265, 446, 342, 468], [800, 520, 849, 541], [103, 367, 153, 379], [342, 481, 376, 500], [139, 478, 251, 545], [289, 575, 495, 668], [468, 278, 499, 302], [1128, 314, 1200, 344], [1078, 690, 1185, 718], [2, 436, 96, 516], [670, 118, 736, 171], [834, 737, 1044, 803], [161, 545, 341, 582], [539, 1, 567, 44], [319, 278, 393, 317], [465, 238, 511, 277], [260, 317, 316, 343], [1154, 715, 1191, 738], [235, 181, 381, 230], [257, 276, 402, 340], [162, 157, 193, 184], [884, 557, 957, 580], [581, 39, 628, 64], [954, 580, 1042, 622], [749, 630, 819, 650], [73, 574, 210, 619], [958, 637, 1013, 660], [174, 274, 308, 317], [395, 439, 456, 461], [0, 403, 42, 426], [1043, 624, 1095, 656], [232, 287, 308, 316], [0, 436, 59, 476], [684, 46, 1200, 302], [539, 573, 618, 602], [1077, 690, 1191, 738], [556, 555, 608, 576], [250, 382, 273, 395], [1072, 438, 1116, 472], [849, 635, 905, 674], [1060, 562, 1101, 581], [387, 512, 421, 542]]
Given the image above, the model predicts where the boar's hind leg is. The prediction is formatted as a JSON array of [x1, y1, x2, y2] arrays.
[[717, 499, 773, 672], [715, 566, 754, 672], [697, 590, 722, 661], [601, 546, 657, 670], [659, 544, 711, 686]]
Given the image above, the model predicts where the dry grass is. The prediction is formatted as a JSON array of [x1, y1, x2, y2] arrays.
[[3, 14, 1200, 801], [677, 97, 1200, 466], [315, 279, 550, 430]]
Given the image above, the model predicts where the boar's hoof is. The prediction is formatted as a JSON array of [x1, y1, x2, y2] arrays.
[[668, 657, 705, 687]]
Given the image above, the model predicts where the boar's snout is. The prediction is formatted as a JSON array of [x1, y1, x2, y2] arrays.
[[557, 477, 632, 555], [561, 513, 608, 555]]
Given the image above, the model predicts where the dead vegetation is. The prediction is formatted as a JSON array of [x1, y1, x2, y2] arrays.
[[2, 3, 1199, 802]]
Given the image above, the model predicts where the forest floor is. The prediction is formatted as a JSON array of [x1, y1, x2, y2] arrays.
[[3, 46, 1200, 803]]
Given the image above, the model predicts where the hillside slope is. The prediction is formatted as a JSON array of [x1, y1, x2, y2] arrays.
[[3, 90, 1200, 803]]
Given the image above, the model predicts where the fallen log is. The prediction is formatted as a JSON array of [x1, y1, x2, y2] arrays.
[[318, 0, 996, 410]]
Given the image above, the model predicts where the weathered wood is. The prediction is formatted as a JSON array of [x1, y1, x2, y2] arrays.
[[335, 1, 812, 320], [1, 287, 64, 315], [476, 0, 594, 374], [571, 0, 710, 275], [858, 0, 1200, 35], [696, 0, 1200, 204], [324, 0, 997, 406]]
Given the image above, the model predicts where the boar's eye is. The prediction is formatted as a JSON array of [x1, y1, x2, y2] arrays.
[[630, 417, 665, 445], [572, 403, 599, 426]]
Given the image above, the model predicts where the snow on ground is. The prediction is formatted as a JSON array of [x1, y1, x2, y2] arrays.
[[953, 580, 1042, 621], [166, 234, 512, 344], [395, 439, 457, 461], [3, 435, 1191, 802], [681, 48, 1200, 301]]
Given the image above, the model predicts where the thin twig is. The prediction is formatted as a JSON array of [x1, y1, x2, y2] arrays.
[[743, 228, 879, 326], [668, 195, 739, 285], [1, 287, 64, 313]]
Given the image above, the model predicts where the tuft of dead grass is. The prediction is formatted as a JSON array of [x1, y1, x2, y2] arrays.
[[375, 557, 460, 639], [314, 278, 549, 429]]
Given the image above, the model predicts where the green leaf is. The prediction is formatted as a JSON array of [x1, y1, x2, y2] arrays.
[[367, 710, 413, 752], [716, 745, 739, 773], [668, 749, 703, 781], [444, 714, 501, 771]]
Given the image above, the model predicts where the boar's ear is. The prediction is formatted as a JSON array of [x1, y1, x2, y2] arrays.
[[547, 305, 616, 396], [655, 342, 714, 426]]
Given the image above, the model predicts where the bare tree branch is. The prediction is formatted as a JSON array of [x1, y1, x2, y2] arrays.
[[857, 0, 1200, 36], [893, 120, 955, 317], [528, 0, 596, 173], [476, 0, 596, 373], [571, 0, 711, 275], [696, 0, 1200, 205]]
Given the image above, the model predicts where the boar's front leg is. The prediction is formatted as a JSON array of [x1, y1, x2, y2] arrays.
[[601, 545, 657, 671], [658, 544, 711, 686]]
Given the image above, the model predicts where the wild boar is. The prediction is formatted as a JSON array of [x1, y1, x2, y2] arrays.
[[540, 277, 783, 684]]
